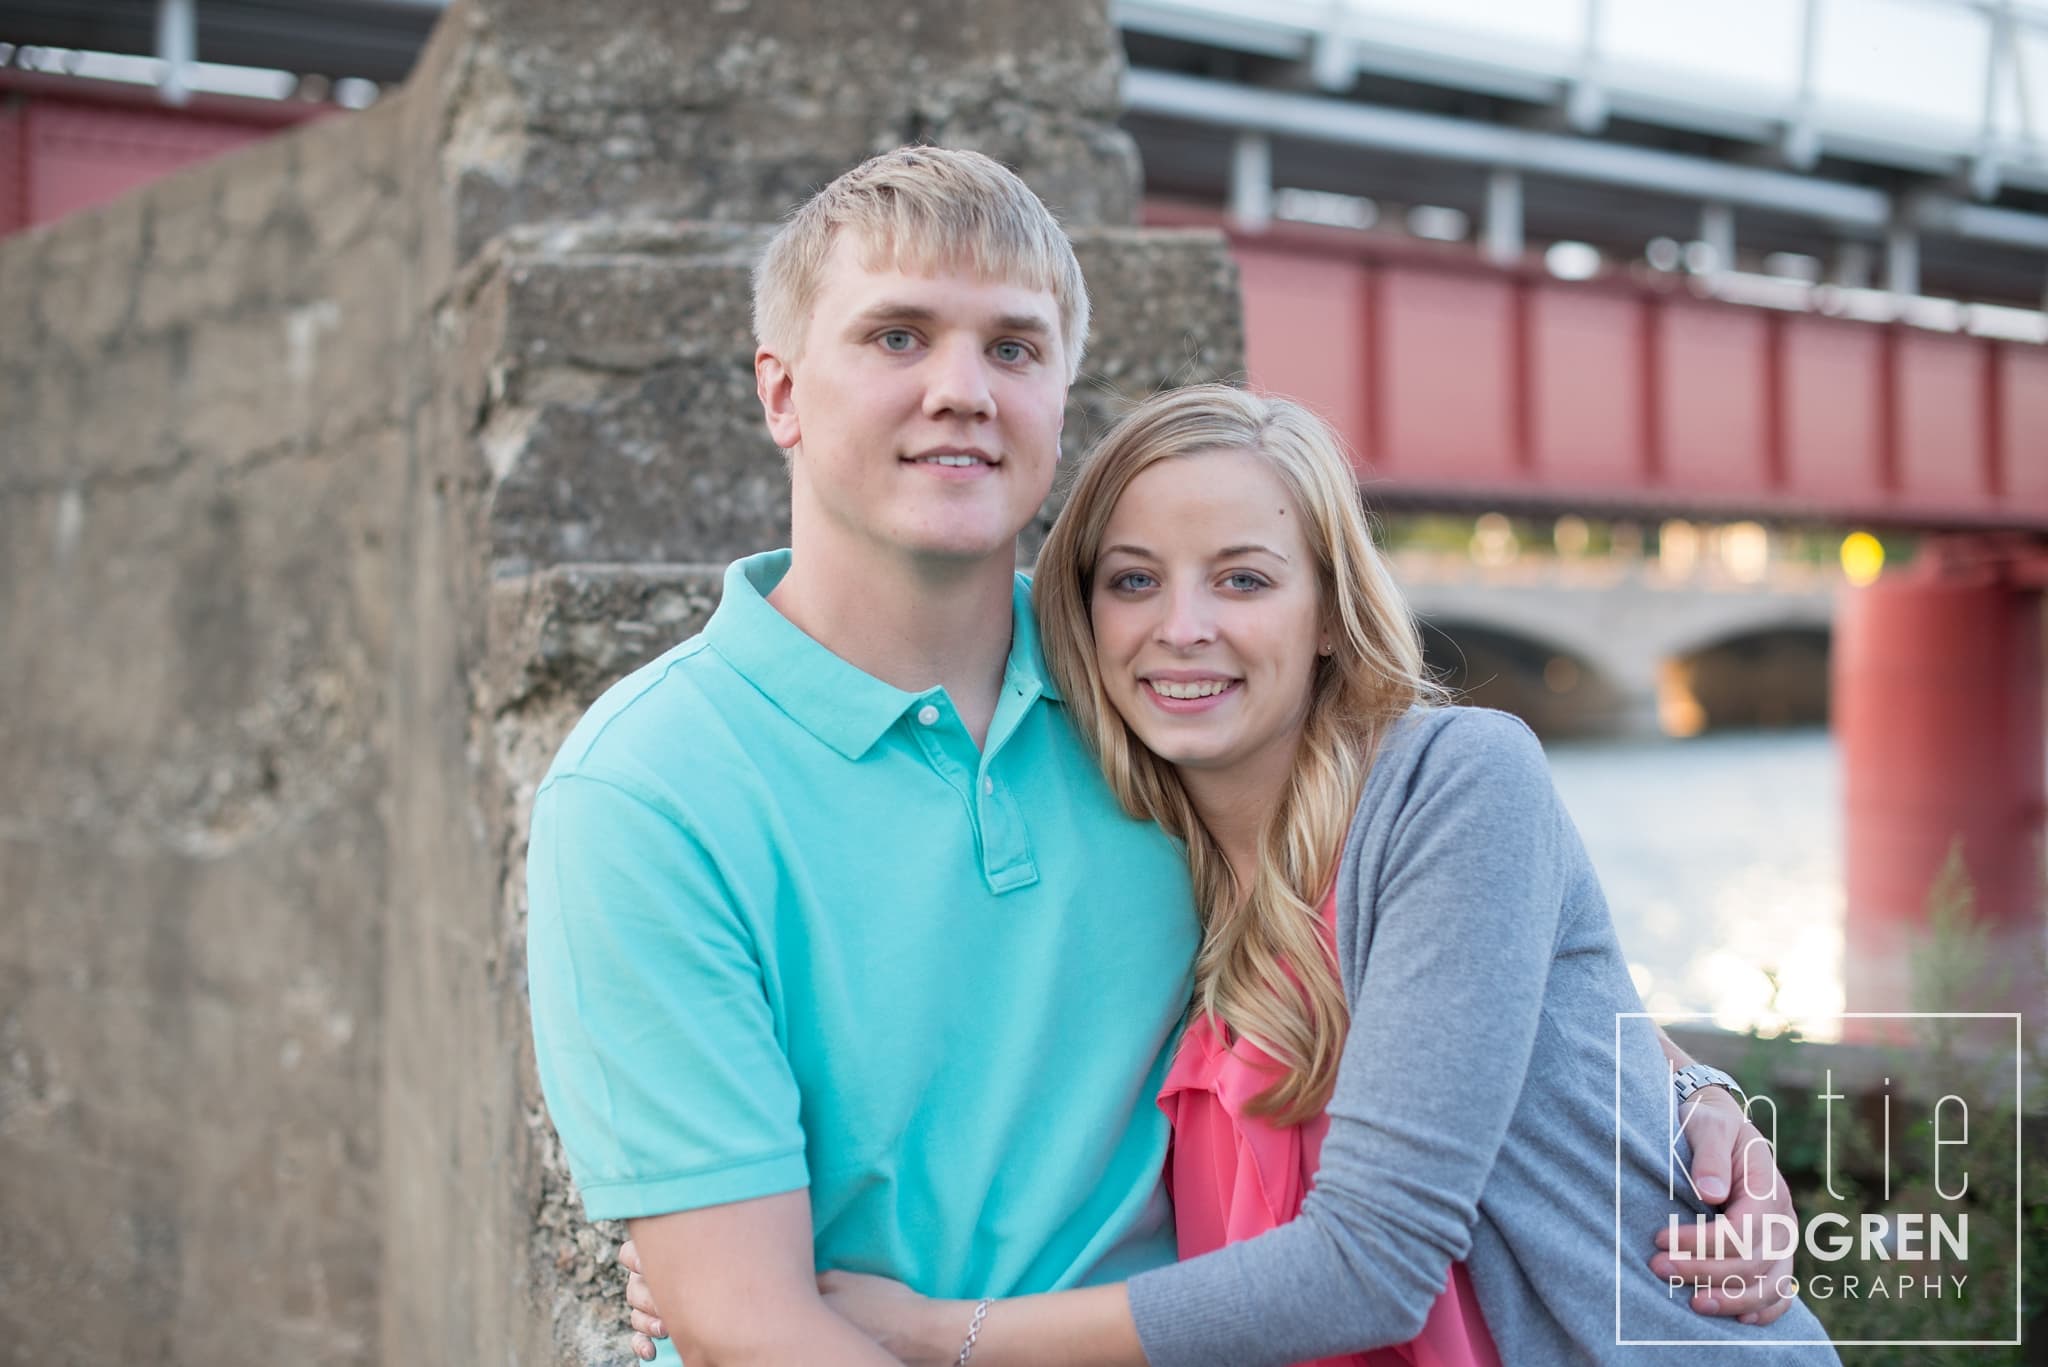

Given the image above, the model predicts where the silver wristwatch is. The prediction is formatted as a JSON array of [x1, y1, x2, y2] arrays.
[[1672, 1062, 1747, 1111]]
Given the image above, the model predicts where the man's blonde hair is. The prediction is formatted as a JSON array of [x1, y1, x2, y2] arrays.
[[753, 146, 1092, 381]]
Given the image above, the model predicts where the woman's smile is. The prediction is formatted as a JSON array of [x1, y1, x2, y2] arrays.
[[1142, 673, 1243, 710]]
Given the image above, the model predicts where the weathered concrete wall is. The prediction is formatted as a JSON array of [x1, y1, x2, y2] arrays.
[[0, 1, 1243, 1363], [0, 10, 536, 1362], [0, 95, 422, 1365]]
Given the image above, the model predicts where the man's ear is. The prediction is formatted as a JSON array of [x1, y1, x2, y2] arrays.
[[756, 346, 801, 450]]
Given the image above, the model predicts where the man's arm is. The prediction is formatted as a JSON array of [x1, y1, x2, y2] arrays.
[[630, 1192, 904, 1367]]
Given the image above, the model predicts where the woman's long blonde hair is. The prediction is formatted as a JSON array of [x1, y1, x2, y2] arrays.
[[1035, 385, 1437, 1124]]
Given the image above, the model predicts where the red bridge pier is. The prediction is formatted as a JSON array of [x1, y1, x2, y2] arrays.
[[1835, 537, 2048, 1019]]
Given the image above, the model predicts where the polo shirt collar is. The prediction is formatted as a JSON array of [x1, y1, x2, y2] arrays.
[[705, 550, 1060, 760], [1005, 571, 1061, 704]]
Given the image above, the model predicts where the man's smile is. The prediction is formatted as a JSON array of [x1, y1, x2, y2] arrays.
[[903, 445, 999, 468]]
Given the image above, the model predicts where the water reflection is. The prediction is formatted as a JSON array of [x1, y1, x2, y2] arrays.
[[1545, 727, 1845, 1040]]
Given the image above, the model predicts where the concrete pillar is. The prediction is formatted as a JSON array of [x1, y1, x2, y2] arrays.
[[154, 0, 194, 105], [1698, 203, 1735, 275], [1483, 168, 1523, 267], [1886, 223, 1920, 297], [1229, 132, 1272, 230]]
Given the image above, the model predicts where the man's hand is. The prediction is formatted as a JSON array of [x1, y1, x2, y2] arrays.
[[1652, 1086, 1798, 1326], [620, 1239, 664, 1362]]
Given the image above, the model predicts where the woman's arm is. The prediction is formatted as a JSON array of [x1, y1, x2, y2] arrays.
[[816, 1273, 1145, 1367], [622, 1247, 1148, 1367]]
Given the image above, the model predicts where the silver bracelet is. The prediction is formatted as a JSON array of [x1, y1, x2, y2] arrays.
[[955, 1298, 990, 1365]]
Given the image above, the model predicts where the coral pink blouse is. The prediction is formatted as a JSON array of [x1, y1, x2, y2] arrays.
[[1156, 887, 1503, 1367]]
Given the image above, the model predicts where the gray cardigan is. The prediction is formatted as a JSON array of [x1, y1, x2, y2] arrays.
[[1127, 708, 1839, 1363]]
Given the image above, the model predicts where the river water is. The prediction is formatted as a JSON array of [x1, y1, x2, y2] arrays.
[[1544, 728, 1846, 1039]]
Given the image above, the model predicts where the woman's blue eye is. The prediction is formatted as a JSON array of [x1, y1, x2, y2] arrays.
[[1111, 571, 1157, 592], [1224, 572, 1266, 591], [879, 330, 916, 352]]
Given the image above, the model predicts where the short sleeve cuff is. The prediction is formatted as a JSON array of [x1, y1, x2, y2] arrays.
[[576, 1148, 810, 1222]]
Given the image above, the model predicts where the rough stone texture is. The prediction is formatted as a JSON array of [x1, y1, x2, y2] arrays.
[[485, 563, 727, 713], [0, 0, 1242, 1363], [443, 0, 1140, 260], [481, 563, 726, 1364], [476, 222, 778, 574]]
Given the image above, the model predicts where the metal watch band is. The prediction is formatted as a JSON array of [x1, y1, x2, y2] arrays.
[[1672, 1062, 1747, 1112]]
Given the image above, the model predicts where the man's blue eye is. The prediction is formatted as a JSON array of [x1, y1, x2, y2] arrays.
[[880, 331, 916, 352], [993, 341, 1028, 363]]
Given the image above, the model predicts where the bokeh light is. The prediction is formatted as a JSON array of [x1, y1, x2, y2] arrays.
[[1840, 531, 1885, 586]]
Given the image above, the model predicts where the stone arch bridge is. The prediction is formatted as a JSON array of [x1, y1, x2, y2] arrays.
[[1391, 551, 1841, 737]]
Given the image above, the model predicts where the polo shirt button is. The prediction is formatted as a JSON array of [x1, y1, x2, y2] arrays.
[[983, 776, 995, 795], [916, 704, 940, 727]]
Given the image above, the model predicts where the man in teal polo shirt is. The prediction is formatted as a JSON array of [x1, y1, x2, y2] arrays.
[[526, 147, 1200, 1365]]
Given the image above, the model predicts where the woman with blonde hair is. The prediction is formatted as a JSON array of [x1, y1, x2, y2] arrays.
[[626, 384, 1836, 1364]]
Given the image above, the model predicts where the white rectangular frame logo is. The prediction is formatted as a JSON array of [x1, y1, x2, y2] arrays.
[[1613, 1011, 2022, 1349]]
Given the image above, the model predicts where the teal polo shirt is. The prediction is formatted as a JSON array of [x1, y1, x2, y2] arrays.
[[527, 549, 1198, 1313]]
